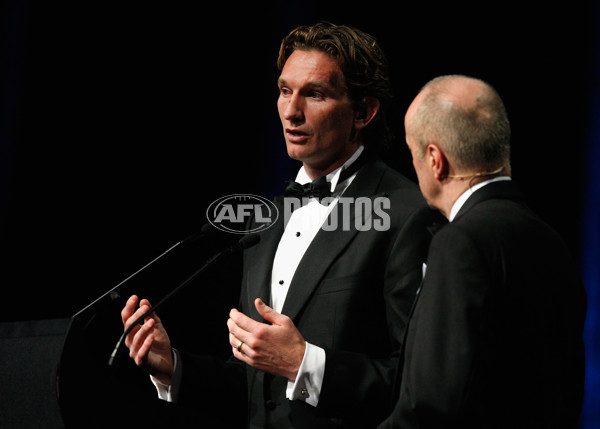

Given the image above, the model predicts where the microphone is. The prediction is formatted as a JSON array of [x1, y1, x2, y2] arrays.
[[73, 223, 217, 318], [108, 232, 261, 367]]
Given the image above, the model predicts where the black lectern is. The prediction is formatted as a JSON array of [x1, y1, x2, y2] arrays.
[[56, 230, 243, 428], [56, 257, 183, 428]]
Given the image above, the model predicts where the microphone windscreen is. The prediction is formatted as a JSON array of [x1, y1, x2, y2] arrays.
[[237, 233, 261, 251], [200, 222, 214, 234], [182, 222, 219, 245]]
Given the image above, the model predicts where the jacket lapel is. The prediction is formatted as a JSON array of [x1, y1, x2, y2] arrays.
[[280, 160, 387, 321]]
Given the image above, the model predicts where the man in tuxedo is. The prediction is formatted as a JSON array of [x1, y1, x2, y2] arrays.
[[378, 75, 587, 428], [121, 22, 440, 428]]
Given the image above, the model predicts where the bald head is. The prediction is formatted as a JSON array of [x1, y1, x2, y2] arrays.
[[406, 75, 511, 173], [432, 75, 492, 110]]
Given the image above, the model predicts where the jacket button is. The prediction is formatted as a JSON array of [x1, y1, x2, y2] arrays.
[[266, 400, 277, 410]]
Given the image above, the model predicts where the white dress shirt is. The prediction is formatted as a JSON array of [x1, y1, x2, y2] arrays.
[[151, 146, 365, 406], [275, 146, 363, 406]]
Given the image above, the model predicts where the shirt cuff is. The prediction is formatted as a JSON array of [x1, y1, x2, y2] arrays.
[[150, 348, 181, 403], [286, 342, 326, 407]]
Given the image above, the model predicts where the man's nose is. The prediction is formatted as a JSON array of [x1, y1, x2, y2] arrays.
[[282, 94, 304, 122]]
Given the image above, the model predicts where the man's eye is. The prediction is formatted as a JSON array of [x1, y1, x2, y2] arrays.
[[309, 91, 324, 99], [279, 87, 291, 96]]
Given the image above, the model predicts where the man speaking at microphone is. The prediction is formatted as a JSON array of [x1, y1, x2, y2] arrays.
[[120, 22, 440, 428]]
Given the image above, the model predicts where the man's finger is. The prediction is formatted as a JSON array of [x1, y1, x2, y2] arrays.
[[229, 308, 264, 332], [227, 317, 252, 346], [129, 317, 154, 354], [229, 332, 247, 353], [125, 302, 153, 330], [121, 295, 138, 325], [135, 333, 155, 366], [229, 332, 239, 349]]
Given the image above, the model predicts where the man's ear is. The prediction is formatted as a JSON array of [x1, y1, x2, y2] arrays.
[[354, 97, 380, 131], [426, 144, 449, 180]]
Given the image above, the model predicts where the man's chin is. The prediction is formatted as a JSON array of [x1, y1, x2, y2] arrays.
[[286, 144, 310, 162]]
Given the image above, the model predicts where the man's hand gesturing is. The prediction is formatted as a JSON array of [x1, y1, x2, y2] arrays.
[[227, 298, 306, 381], [121, 295, 174, 385]]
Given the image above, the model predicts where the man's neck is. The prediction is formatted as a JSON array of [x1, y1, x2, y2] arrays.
[[302, 144, 362, 181]]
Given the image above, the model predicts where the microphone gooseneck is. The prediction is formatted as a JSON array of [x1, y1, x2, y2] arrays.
[[108, 232, 261, 367], [74, 223, 217, 318]]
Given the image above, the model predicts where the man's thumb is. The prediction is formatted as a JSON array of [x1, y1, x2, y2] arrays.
[[255, 298, 280, 324]]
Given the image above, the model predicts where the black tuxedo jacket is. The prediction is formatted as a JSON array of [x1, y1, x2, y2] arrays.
[[177, 158, 442, 428], [378, 180, 587, 428]]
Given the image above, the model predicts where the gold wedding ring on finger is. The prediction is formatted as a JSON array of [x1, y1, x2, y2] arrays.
[[237, 341, 244, 353]]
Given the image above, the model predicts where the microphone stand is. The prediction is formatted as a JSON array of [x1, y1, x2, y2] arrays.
[[108, 233, 260, 367], [74, 223, 214, 318]]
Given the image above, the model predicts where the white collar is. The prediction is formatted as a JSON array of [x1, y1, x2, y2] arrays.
[[295, 145, 364, 192], [449, 176, 512, 222]]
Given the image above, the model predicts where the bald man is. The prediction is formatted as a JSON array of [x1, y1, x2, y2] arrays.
[[378, 75, 586, 428]]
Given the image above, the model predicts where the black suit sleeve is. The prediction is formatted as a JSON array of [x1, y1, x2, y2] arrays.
[[176, 351, 248, 426], [379, 226, 495, 428]]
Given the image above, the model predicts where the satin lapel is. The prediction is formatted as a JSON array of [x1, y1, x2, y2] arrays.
[[245, 195, 285, 321], [280, 161, 387, 321]]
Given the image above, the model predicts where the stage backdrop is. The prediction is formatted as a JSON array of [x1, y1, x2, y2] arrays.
[[1, 1, 598, 428]]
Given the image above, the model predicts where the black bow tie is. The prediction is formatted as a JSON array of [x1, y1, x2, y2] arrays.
[[283, 149, 371, 201], [284, 175, 331, 200]]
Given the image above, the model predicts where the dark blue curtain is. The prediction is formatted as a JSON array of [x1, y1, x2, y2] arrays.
[[580, 4, 600, 427]]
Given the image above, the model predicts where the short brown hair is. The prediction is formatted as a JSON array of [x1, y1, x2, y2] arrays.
[[278, 22, 394, 151]]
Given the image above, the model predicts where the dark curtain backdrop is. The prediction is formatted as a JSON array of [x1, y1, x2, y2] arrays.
[[1, 1, 598, 428]]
